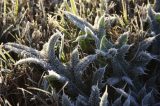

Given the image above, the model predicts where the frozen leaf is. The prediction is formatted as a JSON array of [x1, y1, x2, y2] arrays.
[[112, 86, 128, 98], [76, 95, 88, 106], [137, 86, 147, 101], [136, 51, 153, 66], [112, 96, 122, 106], [4, 43, 41, 58], [142, 91, 153, 106], [89, 85, 100, 106], [155, 0, 160, 12], [148, 6, 160, 34], [100, 86, 109, 106], [92, 66, 106, 85], [122, 76, 134, 86], [47, 33, 60, 62], [15, 58, 52, 70], [131, 66, 147, 76], [139, 36, 155, 52], [62, 93, 73, 106], [44, 70, 67, 83], [97, 14, 106, 40], [64, 11, 94, 31], [107, 77, 120, 85], [100, 35, 113, 51], [75, 54, 97, 72], [115, 31, 129, 48], [70, 47, 79, 68], [123, 95, 131, 106]]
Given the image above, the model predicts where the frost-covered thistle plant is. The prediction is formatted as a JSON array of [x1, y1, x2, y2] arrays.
[[64, 8, 160, 105], [3, 2, 160, 105], [4, 30, 100, 96], [4, 29, 112, 106]]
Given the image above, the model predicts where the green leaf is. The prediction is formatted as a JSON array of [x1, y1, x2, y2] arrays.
[[85, 27, 99, 47], [97, 14, 106, 40], [100, 35, 113, 51], [115, 31, 129, 48], [155, 14, 160, 23]]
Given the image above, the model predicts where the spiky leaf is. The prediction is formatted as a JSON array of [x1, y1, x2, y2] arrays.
[[64, 11, 94, 31], [97, 14, 106, 40], [112, 96, 122, 106], [76, 95, 88, 106], [137, 86, 147, 101], [155, 0, 160, 12], [122, 76, 134, 86], [89, 85, 100, 106], [92, 67, 106, 86], [107, 77, 120, 85], [112, 86, 128, 98], [100, 86, 109, 106], [62, 93, 73, 106], [116, 32, 129, 48], [135, 51, 153, 66], [130, 66, 147, 76], [85, 27, 99, 47], [142, 91, 153, 106], [4, 43, 41, 58], [47, 33, 60, 61], [44, 70, 67, 83], [75, 54, 97, 72], [15, 58, 52, 70], [70, 47, 79, 68], [100, 35, 113, 51], [123, 95, 131, 106], [148, 6, 160, 34]]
